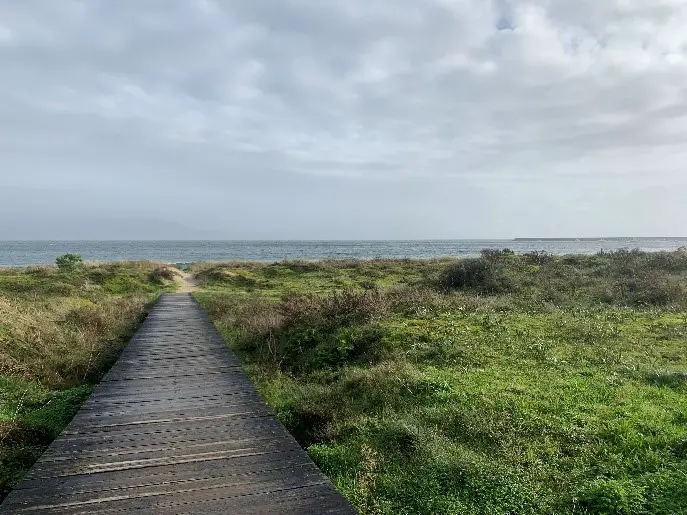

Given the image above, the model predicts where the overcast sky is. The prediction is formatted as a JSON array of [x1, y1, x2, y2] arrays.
[[1, 0, 686, 239]]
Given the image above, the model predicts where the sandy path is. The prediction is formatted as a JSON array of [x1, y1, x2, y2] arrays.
[[174, 269, 200, 293]]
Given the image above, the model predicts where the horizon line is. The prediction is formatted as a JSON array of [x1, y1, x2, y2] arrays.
[[2, 237, 687, 243]]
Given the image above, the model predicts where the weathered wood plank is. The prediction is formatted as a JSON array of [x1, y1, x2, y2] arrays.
[[1, 294, 355, 514]]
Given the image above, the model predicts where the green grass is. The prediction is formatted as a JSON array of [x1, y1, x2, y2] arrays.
[[195, 249, 687, 514], [191, 259, 451, 297], [0, 376, 92, 491], [0, 261, 174, 500]]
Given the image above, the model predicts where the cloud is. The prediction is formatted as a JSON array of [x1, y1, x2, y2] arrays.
[[1, 0, 686, 238]]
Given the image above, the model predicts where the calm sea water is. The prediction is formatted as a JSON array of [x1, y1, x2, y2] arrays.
[[1, 240, 686, 267]]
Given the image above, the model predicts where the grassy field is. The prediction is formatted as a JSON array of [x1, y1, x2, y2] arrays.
[[194, 250, 687, 514], [0, 260, 175, 500]]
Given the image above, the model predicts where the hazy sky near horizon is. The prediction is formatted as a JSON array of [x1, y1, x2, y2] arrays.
[[1, 1, 686, 239]]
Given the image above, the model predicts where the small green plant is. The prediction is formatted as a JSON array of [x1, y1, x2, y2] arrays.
[[55, 253, 83, 272], [577, 479, 646, 515]]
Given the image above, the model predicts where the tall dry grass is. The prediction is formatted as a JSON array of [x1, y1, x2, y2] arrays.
[[1, 261, 169, 499]]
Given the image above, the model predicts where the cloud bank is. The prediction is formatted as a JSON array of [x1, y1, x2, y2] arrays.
[[1, 0, 685, 238]]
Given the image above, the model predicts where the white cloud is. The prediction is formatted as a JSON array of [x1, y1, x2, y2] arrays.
[[1, 0, 686, 238]]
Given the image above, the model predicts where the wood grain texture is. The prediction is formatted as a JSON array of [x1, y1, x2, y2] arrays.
[[1, 294, 355, 514]]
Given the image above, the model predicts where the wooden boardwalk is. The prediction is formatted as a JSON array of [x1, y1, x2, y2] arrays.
[[1, 294, 355, 514]]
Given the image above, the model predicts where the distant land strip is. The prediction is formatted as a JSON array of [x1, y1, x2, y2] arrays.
[[513, 237, 687, 242]]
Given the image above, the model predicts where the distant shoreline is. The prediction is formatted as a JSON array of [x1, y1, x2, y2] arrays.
[[1, 240, 501, 243], [513, 237, 687, 242], [2, 240, 686, 268]]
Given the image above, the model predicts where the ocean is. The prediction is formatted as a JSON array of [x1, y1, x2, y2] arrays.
[[1, 239, 686, 267]]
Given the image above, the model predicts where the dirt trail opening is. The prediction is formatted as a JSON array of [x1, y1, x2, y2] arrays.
[[174, 270, 200, 293]]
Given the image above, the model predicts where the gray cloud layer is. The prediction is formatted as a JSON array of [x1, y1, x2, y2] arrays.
[[1, 0, 685, 239]]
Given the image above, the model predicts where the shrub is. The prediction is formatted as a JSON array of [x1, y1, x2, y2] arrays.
[[523, 251, 555, 266], [439, 258, 508, 293], [440, 259, 488, 289], [480, 248, 515, 262], [149, 267, 176, 284], [605, 248, 646, 276], [311, 325, 387, 370], [644, 249, 687, 272], [221, 290, 393, 373], [280, 289, 388, 331], [577, 479, 646, 515], [614, 273, 685, 306], [55, 254, 83, 272]]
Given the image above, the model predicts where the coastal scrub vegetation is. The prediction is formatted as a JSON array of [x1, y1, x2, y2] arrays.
[[0, 259, 174, 500], [55, 253, 83, 272], [194, 249, 687, 514]]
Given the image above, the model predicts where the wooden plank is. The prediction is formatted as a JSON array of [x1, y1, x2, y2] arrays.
[[1, 294, 355, 514]]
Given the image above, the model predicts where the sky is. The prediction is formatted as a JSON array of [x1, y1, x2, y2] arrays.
[[1, 0, 686, 240]]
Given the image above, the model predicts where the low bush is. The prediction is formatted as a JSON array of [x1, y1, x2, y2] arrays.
[[480, 248, 515, 261], [149, 266, 176, 284], [438, 258, 510, 293], [577, 479, 646, 515], [522, 250, 555, 266], [55, 253, 83, 272], [280, 289, 388, 331], [613, 272, 685, 307]]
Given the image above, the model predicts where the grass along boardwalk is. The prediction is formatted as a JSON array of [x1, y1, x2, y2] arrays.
[[0, 294, 354, 514]]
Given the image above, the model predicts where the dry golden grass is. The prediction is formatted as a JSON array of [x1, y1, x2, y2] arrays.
[[1, 295, 150, 388], [1, 260, 171, 499]]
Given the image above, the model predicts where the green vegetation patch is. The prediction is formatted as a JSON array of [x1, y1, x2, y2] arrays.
[[0, 258, 172, 500], [196, 249, 687, 514], [192, 259, 451, 297], [0, 376, 92, 491]]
